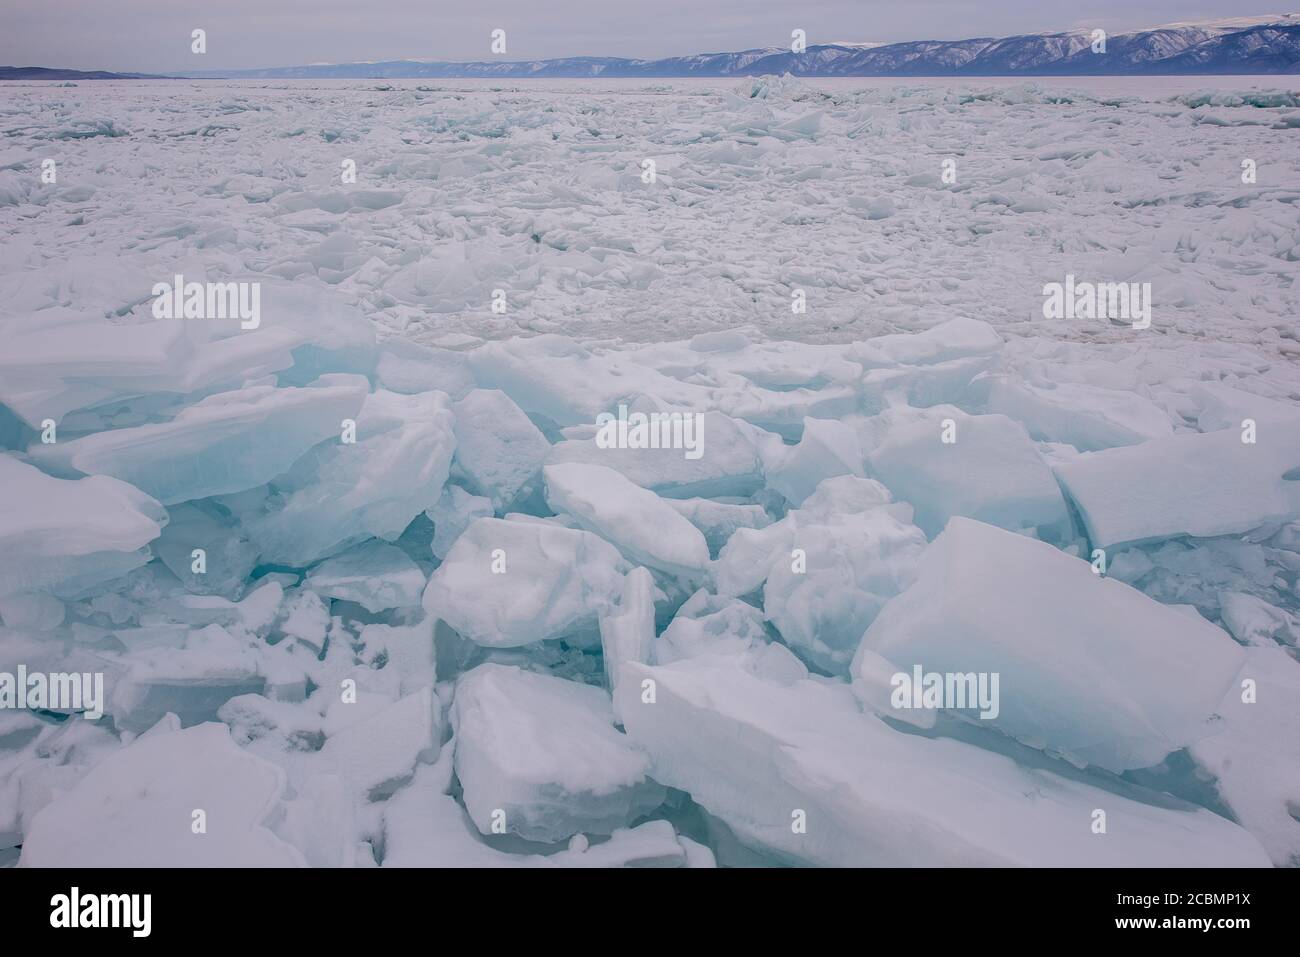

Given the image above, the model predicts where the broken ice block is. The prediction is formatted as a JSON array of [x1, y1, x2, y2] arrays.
[[547, 409, 767, 499], [664, 497, 770, 554], [1189, 645, 1300, 866], [598, 567, 657, 707], [766, 417, 864, 505], [468, 335, 709, 427], [655, 589, 771, 664], [0, 455, 166, 598], [544, 462, 710, 581], [153, 501, 258, 599], [986, 377, 1173, 451], [320, 687, 441, 802], [453, 664, 664, 842], [426, 485, 494, 559], [714, 475, 926, 674], [452, 389, 550, 509], [108, 624, 271, 732], [304, 541, 426, 613], [28, 376, 368, 505], [1055, 425, 1300, 548], [250, 388, 455, 566], [20, 722, 306, 866], [381, 754, 696, 867], [422, 518, 627, 647], [848, 317, 1003, 368], [869, 410, 1070, 539], [765, 515, 925, 675], [617, 654, 1268, 866], [856, 517, 1246, 772]]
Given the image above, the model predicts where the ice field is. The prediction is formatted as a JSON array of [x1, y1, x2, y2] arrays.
[[1, 76, 1299, 867]]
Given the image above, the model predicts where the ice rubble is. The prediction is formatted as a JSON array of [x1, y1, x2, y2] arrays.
[[7, 81, 1300, 352], [715, 476, 928, 674], [1, 262, 1296, 866]]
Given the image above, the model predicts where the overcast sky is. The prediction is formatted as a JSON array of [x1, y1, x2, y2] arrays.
[[0, 1, 1278, 72]]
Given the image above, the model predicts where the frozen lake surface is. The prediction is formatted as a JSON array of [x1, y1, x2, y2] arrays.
[[1, 77, 1298, 868], [3, 76, 1298, 350]]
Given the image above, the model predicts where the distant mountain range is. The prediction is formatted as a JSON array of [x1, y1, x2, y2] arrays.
[[0, 66, 158, 80], [5, 14, 1300, 81]]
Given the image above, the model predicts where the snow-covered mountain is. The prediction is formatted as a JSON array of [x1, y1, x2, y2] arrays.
[[170, 14, 1300, 79]]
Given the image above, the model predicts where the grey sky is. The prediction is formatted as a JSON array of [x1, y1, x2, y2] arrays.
[[0, 1, 1280, 73]]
